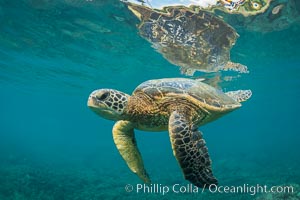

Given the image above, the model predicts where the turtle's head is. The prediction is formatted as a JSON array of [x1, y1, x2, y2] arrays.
[[87, 89, 129, 121]]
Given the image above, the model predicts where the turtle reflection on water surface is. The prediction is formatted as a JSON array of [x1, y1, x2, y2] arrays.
[[125, 2, 248, 75]]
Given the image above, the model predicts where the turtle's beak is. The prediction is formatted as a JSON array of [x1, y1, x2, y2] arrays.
[[87, 90, 107, 109], [87, 90, 98, 108], [87, 89, 122, 121]]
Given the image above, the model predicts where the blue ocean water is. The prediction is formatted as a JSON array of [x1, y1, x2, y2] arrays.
[[0, 0, 300, 199]]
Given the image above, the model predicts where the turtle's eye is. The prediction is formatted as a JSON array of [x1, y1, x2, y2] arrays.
[[96, 92, 109, 101]]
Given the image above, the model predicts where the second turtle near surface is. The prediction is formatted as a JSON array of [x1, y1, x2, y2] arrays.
[[87, 78, 252, 187], [125, 2, 248, 75]]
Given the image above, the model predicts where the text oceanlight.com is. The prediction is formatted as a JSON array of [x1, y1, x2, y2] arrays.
[[124, 183, 294, 196]]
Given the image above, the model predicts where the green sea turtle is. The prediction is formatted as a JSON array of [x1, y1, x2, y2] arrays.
[[87, 78, 252, 187], [125, 2, 248, 75]]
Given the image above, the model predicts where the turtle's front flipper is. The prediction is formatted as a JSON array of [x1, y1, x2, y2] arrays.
[[225, 90, 252, 103], [168, 111, 218, 188], [221, 61, 249, 73], [113, 120, 150, 183]]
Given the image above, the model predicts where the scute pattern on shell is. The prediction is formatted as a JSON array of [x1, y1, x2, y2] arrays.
[[133, 78, 240, 109], [134, 78, 194, 97]]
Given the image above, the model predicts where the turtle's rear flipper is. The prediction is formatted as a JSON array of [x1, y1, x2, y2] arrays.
[[168, 111, 218, 188], [221, 61, 249, 73], [225, 90, 252, 103], [113, 120, 150, 183]]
